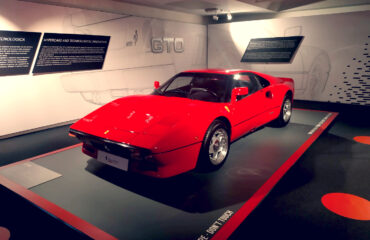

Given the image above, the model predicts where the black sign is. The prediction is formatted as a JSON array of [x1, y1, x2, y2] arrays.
[[0, 31, 41, 76], [33, 33, 110, 74], [241, 36, 303, 63]]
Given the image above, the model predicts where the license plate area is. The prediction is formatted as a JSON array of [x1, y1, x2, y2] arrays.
[[97, 150, 129, 171]]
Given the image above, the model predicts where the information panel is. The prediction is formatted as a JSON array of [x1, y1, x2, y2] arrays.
[[0, 31, 41, 76], [33, 33, 110, 74], [241, 36, 303, 63]]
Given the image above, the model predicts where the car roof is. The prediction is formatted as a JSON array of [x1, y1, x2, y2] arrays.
[[184, 69, 251, 75]]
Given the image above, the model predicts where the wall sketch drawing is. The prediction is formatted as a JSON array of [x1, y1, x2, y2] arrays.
[[208, 12, 369, 105], [61, 11, 207, 105], [326, 39, 370, 105]]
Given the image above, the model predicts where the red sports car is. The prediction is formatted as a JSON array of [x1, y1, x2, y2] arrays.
[[70, 69, 294, 178]]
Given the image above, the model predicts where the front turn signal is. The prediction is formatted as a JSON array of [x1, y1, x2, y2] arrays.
[[68, 133, 76, 137]]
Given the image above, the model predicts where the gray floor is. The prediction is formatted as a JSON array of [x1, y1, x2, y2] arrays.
[[9, 109, 332, 240], [0, 124, 80, 167]]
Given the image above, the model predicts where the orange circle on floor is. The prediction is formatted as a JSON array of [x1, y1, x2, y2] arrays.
[[0, 227, 10, 240], [353, 136, 370, 145], [321, 193, 370, 220]]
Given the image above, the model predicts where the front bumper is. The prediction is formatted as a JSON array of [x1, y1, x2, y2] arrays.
[[69, 129, 202, 178]]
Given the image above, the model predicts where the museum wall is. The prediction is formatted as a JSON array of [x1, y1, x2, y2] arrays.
[[208, 11, 370, 105], [0, 0, 207, 137]]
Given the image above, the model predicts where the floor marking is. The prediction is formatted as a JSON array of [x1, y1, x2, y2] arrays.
[[308, 113, 332, 135], [353, 136, 370, 145], [322, 193, 370, 220], [197, 210, 234, 240], [0, 227, 10, 240]]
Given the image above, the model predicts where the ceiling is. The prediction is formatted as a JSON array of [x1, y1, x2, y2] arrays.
[[113, 0, 370, 15], [20, 0, 370, 25]]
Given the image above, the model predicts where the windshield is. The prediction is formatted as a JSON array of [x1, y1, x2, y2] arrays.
[[153, 73, 232, 103]]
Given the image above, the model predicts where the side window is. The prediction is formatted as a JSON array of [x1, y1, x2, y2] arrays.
[[233, 80, 245, 101], [233, 74, 258, 100], [239, 73, 258, 94], [254, 74, 270, 88], [238, 75, 252, 88]]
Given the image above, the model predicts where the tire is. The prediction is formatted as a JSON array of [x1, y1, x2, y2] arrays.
[[197, 120, 230, 171], [272, 95, 292, 127]]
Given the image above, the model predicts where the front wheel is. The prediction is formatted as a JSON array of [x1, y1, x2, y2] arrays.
[[197, 120, 230, 171], [272, 96, 292, 127]]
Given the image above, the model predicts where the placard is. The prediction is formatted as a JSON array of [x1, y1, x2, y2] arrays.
[[241, 36, 303, 63], [33, 33, 110, 73], [0, 30, 41, 76]]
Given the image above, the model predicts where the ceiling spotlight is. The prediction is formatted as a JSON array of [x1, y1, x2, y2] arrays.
[[227, 12, 232, 20], [205, 8, 220, 21]]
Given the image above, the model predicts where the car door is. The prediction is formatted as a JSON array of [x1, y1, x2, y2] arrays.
[[250, 73, 280, 124], [230, 73, 268, 140]]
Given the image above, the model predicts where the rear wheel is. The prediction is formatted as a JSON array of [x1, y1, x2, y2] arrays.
[[197, 120, 230, 171], [272, 96, 292, 127]]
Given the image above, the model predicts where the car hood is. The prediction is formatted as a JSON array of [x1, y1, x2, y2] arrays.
[[71, 95, 221, 152]]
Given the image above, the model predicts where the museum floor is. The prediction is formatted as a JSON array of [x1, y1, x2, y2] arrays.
[[0, 100, 369, 240], [230, 101, 370, 240]]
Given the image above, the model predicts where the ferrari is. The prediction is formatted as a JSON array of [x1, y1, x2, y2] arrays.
[[69, 69, 294, 178]]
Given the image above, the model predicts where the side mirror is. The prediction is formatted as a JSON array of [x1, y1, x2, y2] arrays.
[[154, 81, 160, 89], [231, 87, 249, 102]]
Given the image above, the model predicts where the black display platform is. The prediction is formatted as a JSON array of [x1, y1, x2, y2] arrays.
[[0, 109, 337, 240]]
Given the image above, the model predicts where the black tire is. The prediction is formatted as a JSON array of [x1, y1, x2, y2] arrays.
[[272, 95, 292, 127], [197, 120, 230, 171]]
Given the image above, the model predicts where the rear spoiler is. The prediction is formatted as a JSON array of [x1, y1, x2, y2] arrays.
[[277, 77, 294, 91], [278, 77, 294, 84]]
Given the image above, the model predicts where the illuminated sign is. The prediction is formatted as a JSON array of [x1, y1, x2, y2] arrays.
[[33, 33, 110, 73], [241, 36, 303, 63], [0, 30, 41, 76]]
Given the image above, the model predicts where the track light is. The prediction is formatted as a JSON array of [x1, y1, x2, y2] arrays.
[[205, 7, 220, 21], [227, 12, 232, 20], [206, 8, 231, 21]]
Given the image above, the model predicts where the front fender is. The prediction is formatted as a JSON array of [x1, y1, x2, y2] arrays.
[[151, 104, 230, 153]]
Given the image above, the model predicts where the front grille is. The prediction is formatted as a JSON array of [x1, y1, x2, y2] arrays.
[[88, 137, 132, 158], [70, 129, 151, 159]]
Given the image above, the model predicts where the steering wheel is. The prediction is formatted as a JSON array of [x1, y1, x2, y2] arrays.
[[189, 88, 218, 98], [165, 88, 187, 97]]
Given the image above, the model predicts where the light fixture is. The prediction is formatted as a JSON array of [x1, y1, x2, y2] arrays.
[[205, 8, 232, 21], [227, 12, 232, 21], [205, 7, 219, 21]]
